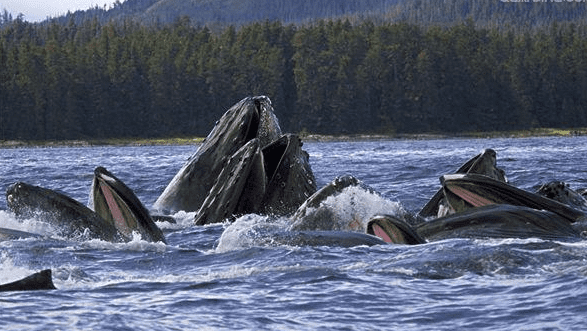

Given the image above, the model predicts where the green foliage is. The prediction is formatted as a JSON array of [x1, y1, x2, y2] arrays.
[[1, 12, 587, 140]]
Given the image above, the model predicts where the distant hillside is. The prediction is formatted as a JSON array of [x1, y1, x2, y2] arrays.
[[51, 0, 399, 26], [140, 0, 399, 24], [47, 0, 586, 29]]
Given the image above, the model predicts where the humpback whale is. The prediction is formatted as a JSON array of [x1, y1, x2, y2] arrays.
[[255, 230, 387, 247], [91, 167, 166, 243], [194, 138, 264, 225], [440, 173, 586, 223], [537, 181, 587, 212], [257, 134, 316, 216], [0, 269, 56, 292], [6, 167, 166, 243], [154, 96, 284, 213], [415, 204, 581, 241], [195, 133, 316, 225], [0, 227, 43, 241], [366, 215, 425, 245], [289, 175, 407, 232], [154, 96, 316, 225], [6, 182, 122, 242], [290, 175, 370, 231], [419, 149, 507, 218], [368, 204, 581, 243], [217, 213, 387, 251], [365, 148, 587, 244]]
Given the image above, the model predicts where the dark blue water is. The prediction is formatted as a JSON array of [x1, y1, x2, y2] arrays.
[[1, 137, 587, 330]]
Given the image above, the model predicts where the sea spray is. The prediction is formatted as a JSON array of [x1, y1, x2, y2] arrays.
[[290, 185, 408, 232]]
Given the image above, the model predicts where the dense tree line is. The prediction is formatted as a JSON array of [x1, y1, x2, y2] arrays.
[[1, 16, 587, 140]]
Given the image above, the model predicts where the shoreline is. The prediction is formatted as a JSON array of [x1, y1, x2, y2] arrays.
[[1, 128, 586, 148], [302, 127, 587, 142]]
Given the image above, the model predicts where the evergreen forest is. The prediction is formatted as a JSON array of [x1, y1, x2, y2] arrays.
[[1, 0, 587, 141]]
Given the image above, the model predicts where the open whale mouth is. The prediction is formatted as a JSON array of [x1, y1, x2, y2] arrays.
[[262, 135, 290, 183], [92, 169, 137, 238], [441, 174, 586, 223], [366, 215, 425, 245], [243, 99, 261, 143], [153, 96, 285, 214], [92, 167, 166, 243], [220, 96, 277, 150]]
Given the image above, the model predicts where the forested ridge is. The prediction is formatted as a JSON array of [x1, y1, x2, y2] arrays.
[[1, 1, 587, 141], [25, 0, 587, 30]]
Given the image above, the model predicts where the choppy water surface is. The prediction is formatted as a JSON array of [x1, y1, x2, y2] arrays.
[[1, 137, 587, 330]]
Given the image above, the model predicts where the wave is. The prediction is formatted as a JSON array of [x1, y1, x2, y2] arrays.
[[0, 210, 58, 236]]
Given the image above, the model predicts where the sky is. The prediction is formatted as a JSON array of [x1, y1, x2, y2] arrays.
[[1, 0, 113, 22]]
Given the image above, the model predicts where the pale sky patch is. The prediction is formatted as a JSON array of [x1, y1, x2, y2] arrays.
[[1, 0, 114, 22]]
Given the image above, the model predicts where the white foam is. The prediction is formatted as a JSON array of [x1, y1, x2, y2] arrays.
[[215, 214, 288, 253], [0, 210, 57, 235], [0, 251, 39, 284], [294, 185, 407, 232], [71, 262, 313, 290], [80, 231, 167, 252], [155, 210, 198, 230], [473, 237, 547, 247], [329, 185, 406, 231]]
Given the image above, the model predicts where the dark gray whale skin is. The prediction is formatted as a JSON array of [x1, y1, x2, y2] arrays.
[[416, 204, 581, 242], [0, 269, 56, 292], [265, 230, 387, 247], [6, 182, 121, 242], [0, 227, 42, 241], [537, 181, 587, 212], [154, 96, 283, 214], [194, 133, 317, 225], [194, 138, 263, 225], [258, 134, 316, 216]]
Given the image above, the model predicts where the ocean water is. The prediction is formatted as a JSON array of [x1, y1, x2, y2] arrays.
[[1, 136, 587, 330]]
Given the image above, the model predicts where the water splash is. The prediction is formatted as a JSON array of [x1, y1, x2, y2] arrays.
[[0, 251, 38, 284], [215, 214, 287, 253], [80, 232, 167, 252], [291, 185, 408, 232], [155, 211, 198, 230], [0, 210, 57, 236]]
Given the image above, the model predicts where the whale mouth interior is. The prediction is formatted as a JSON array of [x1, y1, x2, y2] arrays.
[[369, 223, 395, 243], [367, 220, 410, 244], [94, 177, 138, 238], [244, 103, 261, 143], [92, 167, 166, 243], [262, 136, 288, 182], [445, 183, 495, 208]]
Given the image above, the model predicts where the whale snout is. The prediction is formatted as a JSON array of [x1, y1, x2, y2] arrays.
[[6, 182, 26, 206]]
